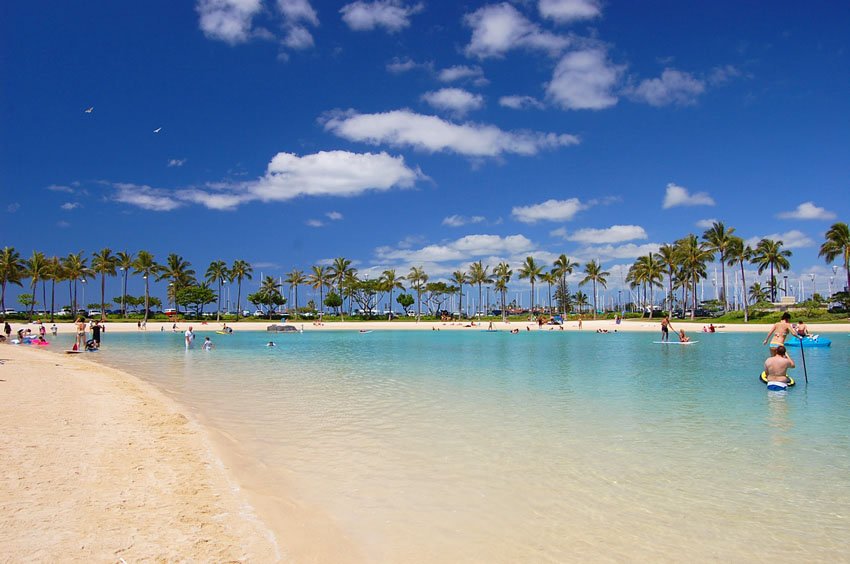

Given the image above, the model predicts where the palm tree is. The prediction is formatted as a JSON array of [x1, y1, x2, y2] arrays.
[[342, 271, 360, 316], [751, 238, 792, 302], [702, 221, 736, 311], [205, 260, 230, 322], [819, 222, 850, 295], [552, 254, 579, 316], [654, 244, 678, 315], [285, 269, 307, 319], [726, 236, 752, 321], [517, 256, 543, 317], [46, 256, 63, 323], [676, 234, 713, 317], [156, 254, 196, 313], [329, 257, 354, 316], [749, 282, 769, 304], [307, 265, 332, 316], [573, 290, 589, 314], [1, 247, 25, 316], [61, 252, 91, 316], [380, 269, 405, 319], [116, 251, 134, 318], [132, 251, 158, 323], [494, 261, 512, 322], [450, 270, 469, 318], [25, 251, 49, 321], [627, 254, 663, 317], [580, 259, 610, 319], [92, 248, 118, 321], [407, 266, 428, 321], [540, 271, 557, 314], [230, 260, 253, 321], [468, 261, 492, 319], [259, 276, 282, 320]]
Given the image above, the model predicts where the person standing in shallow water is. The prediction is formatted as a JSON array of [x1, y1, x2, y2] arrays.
[[763, 312, 792, 348]]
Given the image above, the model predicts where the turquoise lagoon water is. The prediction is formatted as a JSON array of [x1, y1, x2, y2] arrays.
[[57, 329, 850, 562]]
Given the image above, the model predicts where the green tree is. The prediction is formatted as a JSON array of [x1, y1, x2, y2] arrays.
[[748, 282, 769, 305], [655, 244, 678, 315], [396, 292, 414, 315], [205, 260, 230, 322], [156, 253, 196, 312], [676, 234, 713, 317], [552, 254, 579, 316], [0, 247, 25, 316], [46, 256, 63, 323], [702, 221, 736, 311], [324, 291, 343, 312], [25, 251, 49, 321], [494, 261, 512, 322], [308, 265, 331, 317], [726, 236, 752, 322], [92, 248, 118, 321], [285, 269, 307, 319], [116, 251, 134, 317], [580, 259, 610, 319], [407, 266, 428, 321], [468, 261, 492, 318], [380, 269, 405, 319], [175, 284, 217, 317], [819, 222, 850, 295], [248, 276, 285, 319], [573, 290, 589, 314], [18, 293, 36, 312], [517, 256, 543, 317], [132, 251, 158, 322], [329, 257, 354, 317], [230, 259, 253, 321], [61, 252, 92, 316], [450, 270, 469, 317], [751, 238, 792, 302], [540, 271, 557, 314]]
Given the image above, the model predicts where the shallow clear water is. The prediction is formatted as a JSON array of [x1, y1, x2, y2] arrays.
[[55, 328, 850, 562]]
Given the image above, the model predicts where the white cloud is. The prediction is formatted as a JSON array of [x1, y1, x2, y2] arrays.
[[114, 151, 421, 212], [306, 219, 324, 227], [438, 65, 486, 84], [662, 183, 715, 209], [60, 202, 81, 211], [326, 211, 344, 220], [499, 95, 544, 110], [114, 183, 182, 212], [56, 220, 71, 228], [629, 68, 705, 107], [512, 198, 587, 223], [283, 25, 315, 49], [196, 0, 263, 44], [746, 230, 814, 249], [777, 201, 836, 220], [442, 214, 485, 227], [539, 0, 602, 23], [563, 224, 648, 244], [386, 56, 420, 73], [546, 49, 623, 110], [376, 234, 534, 263], [464, 3, 569, 59], [323, 109, 579, 157], [277, 0, 318, 25], [341, 1, 423, 33], [167, 158, 187, 167], [574, 242, 661, 261], [421, 88, 484, 116], [695, 218, 718, 229], [47, 184, 75, 193], [7, 203, 20, 213], [708, 64, 742, 85]]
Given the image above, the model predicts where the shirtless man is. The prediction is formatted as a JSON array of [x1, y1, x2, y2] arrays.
[[794, 319, 810, 338], [764, 345, 795, 383], [763, 312, 792, 348], [660, 316, 673, 342]]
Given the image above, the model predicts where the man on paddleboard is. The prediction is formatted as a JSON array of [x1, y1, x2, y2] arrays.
[[764, 345, 795, 384]]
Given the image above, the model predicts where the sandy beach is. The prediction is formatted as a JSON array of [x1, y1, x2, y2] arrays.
[[0, 344, 278, 562]]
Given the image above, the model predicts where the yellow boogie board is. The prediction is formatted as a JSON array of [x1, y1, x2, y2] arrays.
[[760, 371, 795, 390]]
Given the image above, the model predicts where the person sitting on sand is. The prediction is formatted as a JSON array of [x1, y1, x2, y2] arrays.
[[763, 312, 792, 348], [764, 345, 795, 383], [678, 328, 690, 343], [708, 323, 715, 333]]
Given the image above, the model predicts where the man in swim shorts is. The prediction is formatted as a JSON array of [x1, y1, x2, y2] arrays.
[[764, 345, 795, 384], [763, 312, 792, 347], [660, 316, 673, 342]]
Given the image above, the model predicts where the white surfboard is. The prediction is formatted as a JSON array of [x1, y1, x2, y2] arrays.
[[653, 341, 698, 345]]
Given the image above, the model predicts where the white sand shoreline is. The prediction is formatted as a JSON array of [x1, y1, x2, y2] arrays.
[[0, 345, 279, 562]]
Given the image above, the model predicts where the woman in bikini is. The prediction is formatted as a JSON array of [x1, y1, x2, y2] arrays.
[[763, 312, 792, 348]]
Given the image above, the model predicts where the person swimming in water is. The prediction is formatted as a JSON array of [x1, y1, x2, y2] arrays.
[[763, 312, 792, 348]]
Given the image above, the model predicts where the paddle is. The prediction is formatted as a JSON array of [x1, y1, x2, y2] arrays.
[[798, 335, 809, 384]]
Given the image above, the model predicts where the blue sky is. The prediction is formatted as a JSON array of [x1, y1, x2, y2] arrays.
[[2, 1, 849, 308]]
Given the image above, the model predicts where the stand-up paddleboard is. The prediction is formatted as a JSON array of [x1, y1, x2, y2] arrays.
[[359, 330, 373, 334], [65, 350, 84, 354], [215, 331, 230, 335], [653, 340, 698, 345]]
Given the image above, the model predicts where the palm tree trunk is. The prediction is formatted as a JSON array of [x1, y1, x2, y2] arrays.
[[29, 281, 36, 321], [50, 279, 55, 323], [122, 271, 128, 318], [720, 262, 728, 311], [216, 280, 221, 322], [236, 280, 242, 322], [143, 277, 150, 323], [740, 261, 748, 323], [591, 280, 597, 320], [100, 273, 106, 321]]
